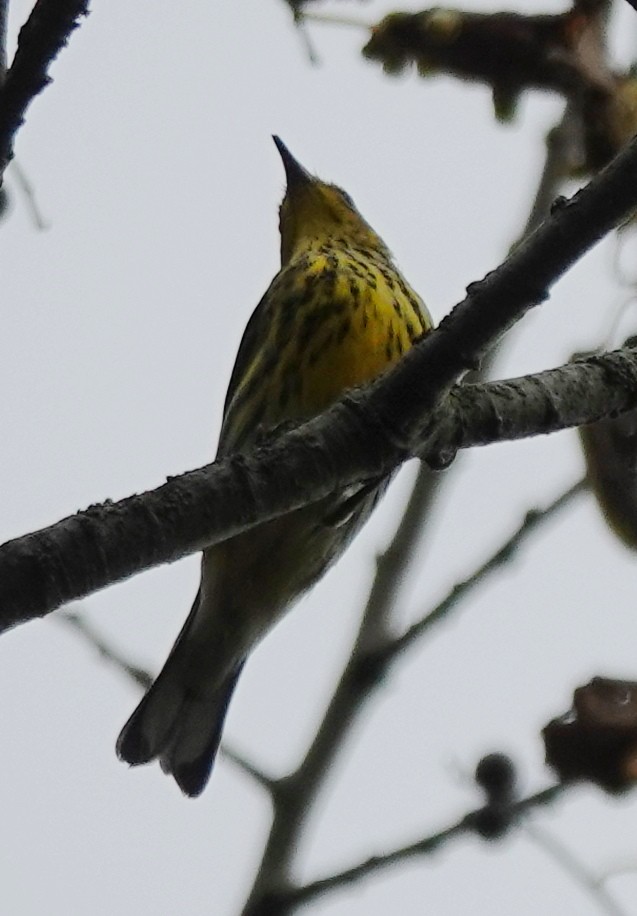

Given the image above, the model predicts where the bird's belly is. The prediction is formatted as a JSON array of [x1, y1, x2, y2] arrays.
[[201, 484, 383, 650]]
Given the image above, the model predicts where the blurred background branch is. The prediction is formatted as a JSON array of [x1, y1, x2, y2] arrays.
[[0, 0, 89, 180]]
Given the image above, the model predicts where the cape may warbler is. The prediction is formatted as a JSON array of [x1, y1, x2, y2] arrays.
[[117, 137, 433, 796]]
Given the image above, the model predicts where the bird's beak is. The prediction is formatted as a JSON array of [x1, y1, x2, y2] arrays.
[[273, 136, 313, 190]]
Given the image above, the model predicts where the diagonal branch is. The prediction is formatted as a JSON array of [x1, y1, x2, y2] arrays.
[[0, 0, 89, 180], [59, 611, 154, 690], [1, 340, 636, 637], [259, 785, 565, 914], [378, 478, 587, 665], [521, 104, 585, 241], [9, 157, 50, 228]]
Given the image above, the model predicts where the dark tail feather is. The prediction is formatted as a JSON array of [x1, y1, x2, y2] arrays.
[[116, 585, 246, 797], [117, 660, 245, 798], [161, 661, 245, 797]]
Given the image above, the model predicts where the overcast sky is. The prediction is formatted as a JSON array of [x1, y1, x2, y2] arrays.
[[3, 1, 637, 914]]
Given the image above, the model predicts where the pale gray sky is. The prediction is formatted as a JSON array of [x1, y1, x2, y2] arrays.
[[3, 1, 637, 914]]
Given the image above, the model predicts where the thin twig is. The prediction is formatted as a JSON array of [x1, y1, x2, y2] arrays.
[[59, 611, 153, 690], [379, 479, 587, 665], [522, 106, 583, 240], [219, 746, 279, 794], [300, 12, 371, 30], [288, 5, 320, 66], [524, 822, 627, 916], [10, 158, 49, 228], [295, 24, 319, 66], [600, 860, 637, 883], [272, 786, 565, 913], [362, 464, 442, 644], [479, 105, 581, 381]]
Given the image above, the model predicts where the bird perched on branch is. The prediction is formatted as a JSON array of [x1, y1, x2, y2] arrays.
[[116, 137, 432, 796]]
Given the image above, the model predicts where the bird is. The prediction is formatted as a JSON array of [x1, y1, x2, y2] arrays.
[[116, 137, 433, 796]]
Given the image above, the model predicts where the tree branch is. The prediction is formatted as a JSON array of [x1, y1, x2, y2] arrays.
[[1, 336, 636, 637], [10, 158, 49, 228], [521, 104, 585, 240], [255, 785, 565, 914], [59, 611, 154, 690], [0, 0, 89, 181], [424, 346, 637, 462], [379, 478, 586, 665]]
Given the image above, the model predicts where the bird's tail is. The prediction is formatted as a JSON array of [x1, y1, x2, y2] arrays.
[[116, 592, 245, 797]]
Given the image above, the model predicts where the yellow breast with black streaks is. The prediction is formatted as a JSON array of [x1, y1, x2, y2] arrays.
[[224, 240, 432, 449]]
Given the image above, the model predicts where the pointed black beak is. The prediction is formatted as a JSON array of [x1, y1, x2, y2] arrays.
[[272, 136, 313, 189]]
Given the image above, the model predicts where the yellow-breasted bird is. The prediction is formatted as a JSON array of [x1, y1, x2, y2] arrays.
[[116, 138, 433, 796]]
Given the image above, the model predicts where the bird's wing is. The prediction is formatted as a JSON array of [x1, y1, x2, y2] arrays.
[[222, 286, 273, 422]]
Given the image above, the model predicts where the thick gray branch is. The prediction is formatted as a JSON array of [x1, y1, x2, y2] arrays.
[[1, 342, 636, 636], [425, 346, 637, 460]]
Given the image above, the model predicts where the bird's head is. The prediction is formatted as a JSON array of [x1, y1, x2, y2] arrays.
[[273, 136, 389, 264]]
